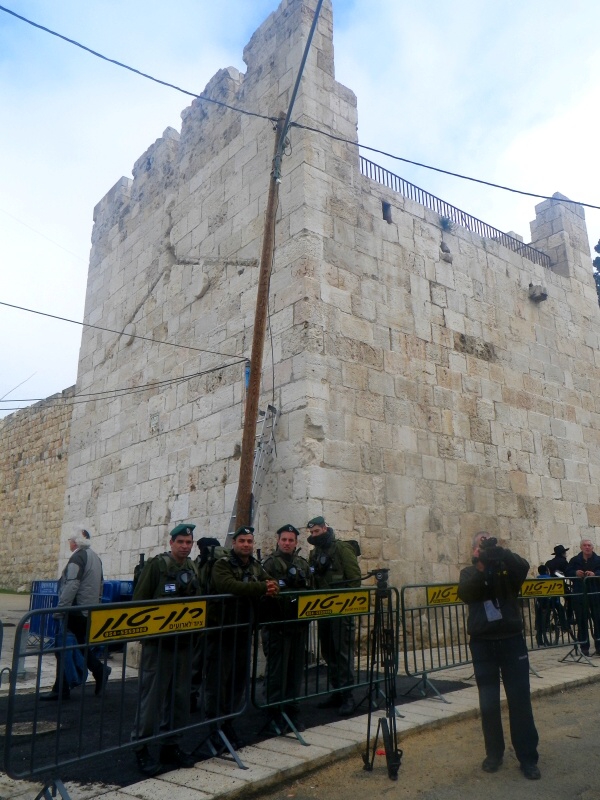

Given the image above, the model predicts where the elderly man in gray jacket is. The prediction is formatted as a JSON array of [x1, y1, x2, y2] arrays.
[[41, 528, 110, 700]]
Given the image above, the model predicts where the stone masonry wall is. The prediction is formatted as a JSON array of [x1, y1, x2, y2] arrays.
[[62, 0, 352, 577], [62, 0, 600, 590], [0, 389, 74, 589], [296, 167, 600, 586]]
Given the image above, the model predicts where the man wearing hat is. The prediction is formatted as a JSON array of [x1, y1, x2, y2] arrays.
[[131, 523, 200, 776], [262, 524, 312, 733], [545, 545, 570, 577], [204, 526, 279, 750], [306, 516, 361, 716]]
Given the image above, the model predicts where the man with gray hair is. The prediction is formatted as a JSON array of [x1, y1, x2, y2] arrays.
[[40, 528, 109, 701], [457, 532, 540, 780], [565, 538, 600, 656]]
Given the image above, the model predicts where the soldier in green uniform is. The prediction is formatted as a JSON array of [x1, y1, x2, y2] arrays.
[[131, 523, 199, 776], [307, 515, 361, 716], [262, 524, 312, 732], [205, 525, 279, 750]]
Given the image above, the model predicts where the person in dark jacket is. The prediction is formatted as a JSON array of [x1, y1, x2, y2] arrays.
[[457, 532, 540, 780], [545, 544, 569, 576], [306, 516, 361, 716], [131, 523, 199, 776], [262, 524, 312, 733], [565, 539, 600, 656], [204, 526, 279, 750]]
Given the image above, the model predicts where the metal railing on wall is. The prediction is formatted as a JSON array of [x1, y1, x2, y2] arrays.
[[359, 156, 551, 270]]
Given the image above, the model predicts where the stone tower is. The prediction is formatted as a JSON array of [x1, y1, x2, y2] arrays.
[[63, 0, 600, 587]]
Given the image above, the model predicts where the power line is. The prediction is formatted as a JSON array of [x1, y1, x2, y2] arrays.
[[3, 4, 598, 213], [0, 207, 87, 261], [0, 4, 276, 123], [0, 300, 243, 360], [0, 361, 245, 409], [290, 122, 600, 212]]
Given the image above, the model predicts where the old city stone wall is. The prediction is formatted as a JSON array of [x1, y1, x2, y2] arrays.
[[59, 0, 600, 589], [0, 389, 74, 589]]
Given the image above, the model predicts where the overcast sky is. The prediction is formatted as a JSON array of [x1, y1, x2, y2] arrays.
[[1, 0, 599, 419]]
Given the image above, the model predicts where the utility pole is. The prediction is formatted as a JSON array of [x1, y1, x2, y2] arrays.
[[234, 0, 324, 531], [235, 114, 285, 528]]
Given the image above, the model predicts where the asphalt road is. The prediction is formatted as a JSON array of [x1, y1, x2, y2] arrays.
[[259, 683, 598, 800]]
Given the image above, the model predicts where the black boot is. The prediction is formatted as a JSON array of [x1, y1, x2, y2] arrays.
[[135, 746, 161, 776], [159, 744, 196, 768]]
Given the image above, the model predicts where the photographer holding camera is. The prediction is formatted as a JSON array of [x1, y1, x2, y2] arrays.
[[457, 532, 540, 781], [262, 524, 312, 732]]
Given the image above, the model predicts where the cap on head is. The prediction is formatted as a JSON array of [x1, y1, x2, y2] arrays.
[[552, 544, 569, 555], [277, 524, 300, 537], [170, 523, 196, 539], [307, 516, 325, 528], [232, 525, 254, 539]]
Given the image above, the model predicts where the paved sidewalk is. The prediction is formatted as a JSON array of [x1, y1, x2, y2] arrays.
[[2, 641, 598, 800]]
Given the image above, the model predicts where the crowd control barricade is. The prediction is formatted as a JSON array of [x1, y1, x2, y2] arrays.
[[251, 585, 400, 739], [401, 583, 471, 701], [3, 593, 255, 797], [552, 575, 600, 665], [401, 578, 584, 701], [518, 577, 579, 657]]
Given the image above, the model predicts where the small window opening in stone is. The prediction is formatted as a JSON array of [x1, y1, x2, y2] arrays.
[[382, 201, 393, 224]]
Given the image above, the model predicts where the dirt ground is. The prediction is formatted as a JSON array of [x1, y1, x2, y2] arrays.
[[259, 683, 599, 800]]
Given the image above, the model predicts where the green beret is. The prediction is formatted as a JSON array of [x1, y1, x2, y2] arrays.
[[232, 525, 254, 539], [170, 523, 196, 539], [307, 516, 325, 528], [277, 524, 300, 537]]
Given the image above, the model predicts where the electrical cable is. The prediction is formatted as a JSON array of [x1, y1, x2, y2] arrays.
[[0, 300, 243, 359], [289, 121, 600, 212], [2, 3, 598, 211], [0, 207, 87, 261], [0, 16, 581, 214], [0, 360, 246, 409], [0, 4, 277, 123]]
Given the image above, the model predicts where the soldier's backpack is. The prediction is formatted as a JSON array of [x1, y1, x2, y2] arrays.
[[197, 545, 230, 594]]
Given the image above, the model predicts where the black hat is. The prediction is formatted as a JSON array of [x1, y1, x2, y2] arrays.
[[170, 523, 196, 539], [277, 524, 300, 537], [232, 526, 254, 539], [197, 537, 220, 550], [551, 544, 569, 555], [307, 516, 325, 528]]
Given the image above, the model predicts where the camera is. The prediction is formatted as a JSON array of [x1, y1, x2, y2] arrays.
[[477, 536, 504, 566], [366, 567, 389, 589], [478, 536, 498, 552]]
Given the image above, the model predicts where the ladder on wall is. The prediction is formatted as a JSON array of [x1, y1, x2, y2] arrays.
[[225, 404, 279, 545]]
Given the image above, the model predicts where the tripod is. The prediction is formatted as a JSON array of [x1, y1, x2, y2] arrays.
[[362, 569, 402, 780]]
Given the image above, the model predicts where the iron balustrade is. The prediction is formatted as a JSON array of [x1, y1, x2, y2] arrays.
[[359, 156, 551, 270]]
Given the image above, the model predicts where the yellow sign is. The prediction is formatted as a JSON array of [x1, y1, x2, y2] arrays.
[[425, 579, 566, 606], [88, 599, 207, 643], [297, 591, 370, 619], [521, 579, 565, 598], [426, 584, 460, 605]]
